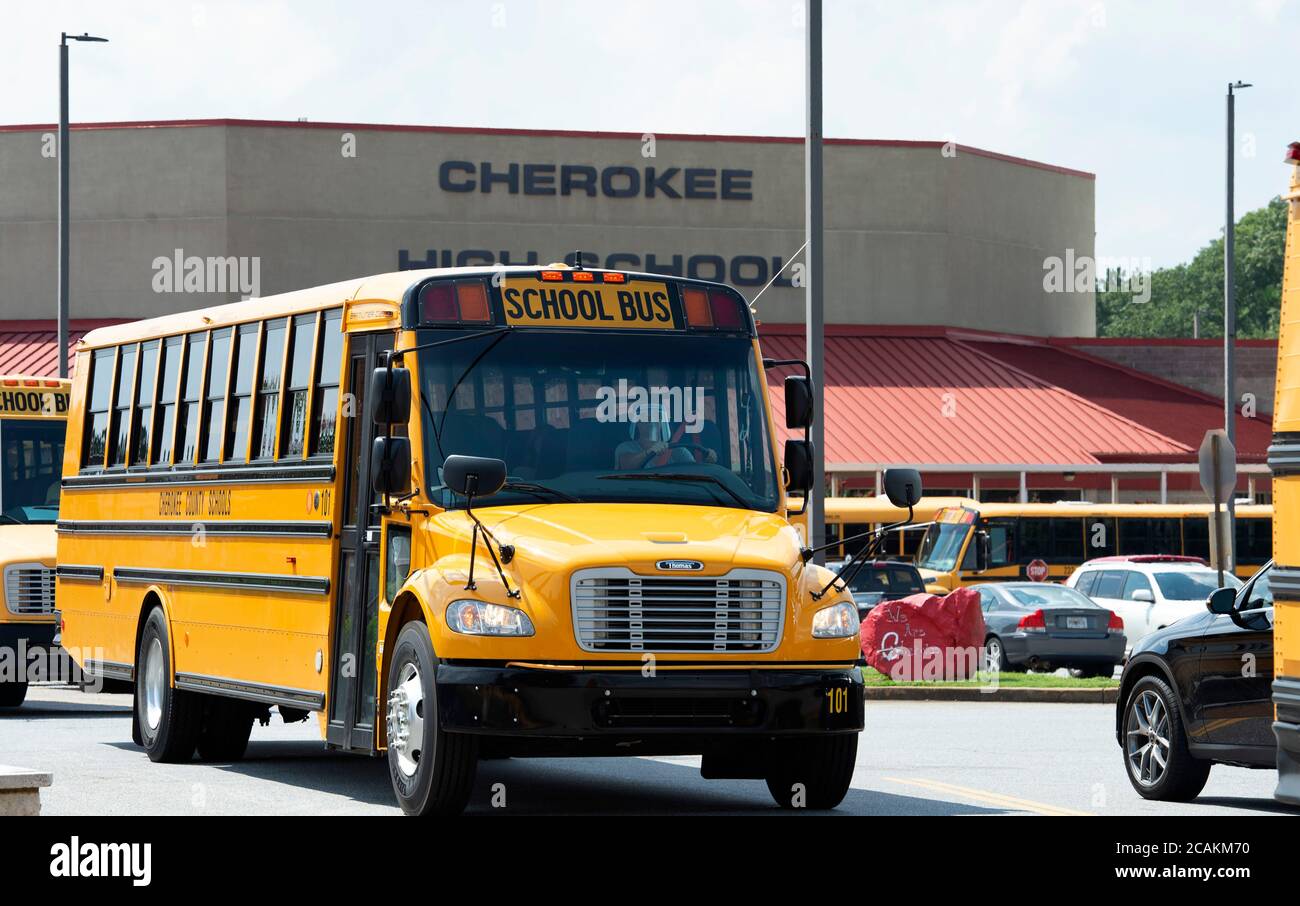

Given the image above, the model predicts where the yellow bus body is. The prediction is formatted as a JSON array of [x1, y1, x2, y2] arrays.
[[913, 501, 1272, 594], [57, 266, 869, 810], [0, 376, 69, 706], [1271, 142, 1300, 803], [790, 495, 976, 559]]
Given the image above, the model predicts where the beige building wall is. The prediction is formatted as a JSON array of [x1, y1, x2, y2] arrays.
[[0, 121, 1096, 334]]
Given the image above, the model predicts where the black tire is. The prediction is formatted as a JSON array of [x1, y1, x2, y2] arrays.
[[1121, 674, 1210, 801], [984, 635, 1011, 672], [0, 681, 28, 708], [135, 608, 200, 762], [385, 621, 478, 816], [195, 697, 255, 762], [764, 734, 858, 810]]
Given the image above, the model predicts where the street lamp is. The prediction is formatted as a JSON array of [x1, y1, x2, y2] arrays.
[[1224, 79, 1251, 569], [57, 32, 109, 379]]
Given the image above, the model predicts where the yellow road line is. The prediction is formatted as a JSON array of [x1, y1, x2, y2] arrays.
[[884, 776, 1094, 817]]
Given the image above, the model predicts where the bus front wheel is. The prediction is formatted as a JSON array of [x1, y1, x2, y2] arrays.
[[136, 608, 201, 762], [764, 734, 858, 810], [385, 621, 478, 816]]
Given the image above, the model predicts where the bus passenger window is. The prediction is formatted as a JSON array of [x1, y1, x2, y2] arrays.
[[224, 323, 259, 462], [281, 314, 318, 458], [253, 319, 287, 460], [175, 333, 208, 465], [82, 347, 116, 468], [1051, 517, 1085, 560], [310, 310, 344, 457], [131, 339, 160, 465], [986, 519, 1015, 565], [108, 344, 138, 467], [152, 336, 182, 465], [202, 328, 232, 463]]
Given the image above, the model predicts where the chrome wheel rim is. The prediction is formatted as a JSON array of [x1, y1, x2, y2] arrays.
[[985, 639, 1002, 668], [386, 661, 425, 778], [1125, 689, 1171, 788], [142, 638, 165, 732]]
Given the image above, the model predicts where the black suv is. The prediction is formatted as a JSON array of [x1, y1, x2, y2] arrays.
[[1114, 561, 1275, 801]]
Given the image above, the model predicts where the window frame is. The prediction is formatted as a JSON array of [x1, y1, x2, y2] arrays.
[[150, 335, 185, 469], [107, 342, 140, 470], [81, 346, 118, 472], [252, 317, 291, 462], [130, 338, 163, 469]]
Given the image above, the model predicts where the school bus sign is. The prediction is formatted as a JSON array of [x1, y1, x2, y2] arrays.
[[500, 275, 677, 329]]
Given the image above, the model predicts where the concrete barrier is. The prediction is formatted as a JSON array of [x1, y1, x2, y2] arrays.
[[0, 765, 52, 816]]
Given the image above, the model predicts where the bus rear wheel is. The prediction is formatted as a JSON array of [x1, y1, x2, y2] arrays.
[[0, 681, 28, 708], [196, 698, 255, 762], [764, 734, 858, 810], [136, 608, 200, 762], [385, 621, 478, 816]]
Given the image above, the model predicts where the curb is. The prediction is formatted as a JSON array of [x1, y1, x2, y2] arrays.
[[864, 685, 1119, 703]]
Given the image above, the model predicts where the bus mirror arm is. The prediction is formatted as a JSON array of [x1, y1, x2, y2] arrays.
[[808, 506, 915, 601]]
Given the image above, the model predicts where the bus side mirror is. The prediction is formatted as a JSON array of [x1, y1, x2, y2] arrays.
[[370, 366, 412, 426], [1207, 586, 1237, 615], [371, 436, 412, 495], [883, 468, 922, 509], [975, 531, 990, 572], [784, 376, 814, 429], [783, 439, 813, 493], [442, 454, 507, 499]]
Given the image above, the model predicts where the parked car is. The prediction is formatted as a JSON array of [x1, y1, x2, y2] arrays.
[[829, 559, 927, 620], [1114, 561, 1275, 801], [975, 582, 1125, 676], [1066, 555, 1241, 654]]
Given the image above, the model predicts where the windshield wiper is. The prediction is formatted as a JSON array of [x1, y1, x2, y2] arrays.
[[596, 472, 750, 509], [501, 481, 582, 503]]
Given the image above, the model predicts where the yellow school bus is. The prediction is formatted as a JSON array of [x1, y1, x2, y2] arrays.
[[57, 265, 897, 814], [0, 376, 69, 708], [1271, 140, 1300, 804], [792, 495, 976, 560], [913, 502, 1272, 593]]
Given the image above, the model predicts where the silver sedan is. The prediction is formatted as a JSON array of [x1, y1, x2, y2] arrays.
[[976, 582, 1126, 678]]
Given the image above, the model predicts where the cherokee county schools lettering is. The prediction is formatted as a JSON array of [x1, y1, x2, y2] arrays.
[[158, 488, 232, 517], [438, 161, 753, 200], [49, 837, 152, 887], [502, 281, 674, 328]]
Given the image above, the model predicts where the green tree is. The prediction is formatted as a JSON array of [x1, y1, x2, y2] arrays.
[[1096, 196, 1287, 338]]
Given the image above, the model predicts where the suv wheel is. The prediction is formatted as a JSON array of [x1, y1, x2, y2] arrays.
[[1122, 675, 1210, 801]]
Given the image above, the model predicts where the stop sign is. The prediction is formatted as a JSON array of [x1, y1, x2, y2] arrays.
[[1026, 559, 1049, 582]]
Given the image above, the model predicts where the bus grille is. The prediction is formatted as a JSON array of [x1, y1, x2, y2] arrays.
[[4, 564, 56, 615], [571, 568, 785, 653]]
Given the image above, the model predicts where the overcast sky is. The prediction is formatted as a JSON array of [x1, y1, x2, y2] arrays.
[[6, 0, 1298, 269]]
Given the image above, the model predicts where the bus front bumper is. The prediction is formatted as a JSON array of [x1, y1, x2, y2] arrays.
[[435, 664, 864, 739]]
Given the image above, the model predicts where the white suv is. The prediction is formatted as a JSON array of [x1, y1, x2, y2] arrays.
[[1065, 556, 1242, 654]]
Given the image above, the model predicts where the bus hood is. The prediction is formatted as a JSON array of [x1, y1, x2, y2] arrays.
[[430, 502, 801, 574], [0, 524, 57, 568]]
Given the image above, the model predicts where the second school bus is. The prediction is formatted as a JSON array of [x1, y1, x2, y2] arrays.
[[57, 265, 910, 814], [912, 501, 1272, 593]]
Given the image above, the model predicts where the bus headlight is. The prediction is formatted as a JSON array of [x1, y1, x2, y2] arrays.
[[811, 601, 859, 639], [446, 600, 535, 637]]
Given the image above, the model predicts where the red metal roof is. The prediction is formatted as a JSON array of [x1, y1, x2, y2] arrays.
[[963, 339, 1271, 463], [759, 325, 1195, 467], [0, 320, 121, 377]]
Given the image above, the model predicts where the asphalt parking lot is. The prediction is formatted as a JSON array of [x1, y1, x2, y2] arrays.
[[3, 685, 1291, 816]]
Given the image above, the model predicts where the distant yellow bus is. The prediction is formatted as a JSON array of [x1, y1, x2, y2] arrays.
[[913, 502, 1272, 594], [1271, 140, 1300, 804], [57, 265, 891, 814], [792, 495, 975, 560], [0, 376, 69, 708]]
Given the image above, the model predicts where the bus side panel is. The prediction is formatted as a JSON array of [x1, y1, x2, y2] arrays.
[[1271, 157, 1300, 804], [59, 482, 337, 699]]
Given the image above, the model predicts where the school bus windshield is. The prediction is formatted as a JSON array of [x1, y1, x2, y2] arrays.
[[418, 329, 779, 511], [915, 521, 971, 571], [0, 417, 63, 524]]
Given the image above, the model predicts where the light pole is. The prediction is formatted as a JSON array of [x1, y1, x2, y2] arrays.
[[1224, 79, 1250, 570], [57, 31, 108, 379], [805, 0, 826, 564]]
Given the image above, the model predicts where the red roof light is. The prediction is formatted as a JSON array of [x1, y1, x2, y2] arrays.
[[1286, 142, 1300, 164]]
